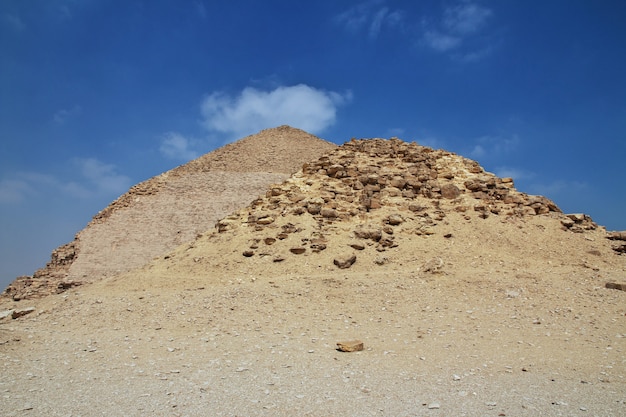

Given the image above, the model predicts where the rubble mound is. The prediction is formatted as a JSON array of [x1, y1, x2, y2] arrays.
[[3, 126, 336, 300], [151, 137, 619, 284]]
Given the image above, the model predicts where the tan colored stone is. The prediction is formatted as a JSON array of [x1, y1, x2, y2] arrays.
[[333, 254, 357, 269], [336, 340, 364, 352]]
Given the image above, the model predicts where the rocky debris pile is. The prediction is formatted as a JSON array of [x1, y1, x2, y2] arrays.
[[607, 231, 626, 254], [212, 138, 605, 271], [3, 242, 83, 301]]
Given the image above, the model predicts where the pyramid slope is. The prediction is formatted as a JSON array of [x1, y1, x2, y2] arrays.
[[122, 137, 624, 288], [3, 126, 336, 300]]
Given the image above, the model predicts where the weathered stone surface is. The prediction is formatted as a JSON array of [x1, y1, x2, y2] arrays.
[[320, 208, 338, 218], [354, 227, 382, 241], [11, 307, 35, 319], [336, 340, 364, 352], [607, 231, 626, 241], [256, 215, 275, 225], [605, 282, 626, 291], [386, 214, 404, 226], [333, 254, 357, 269], [441, 183, 461, 199]]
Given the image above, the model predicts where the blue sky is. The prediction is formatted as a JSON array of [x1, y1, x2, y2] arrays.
[[1, 0, 625, 288]]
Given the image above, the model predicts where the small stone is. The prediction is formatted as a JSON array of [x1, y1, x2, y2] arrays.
[[605, 282, 626, 291], [11, 307, 35, 319], [428, 403, 440, 409], [0, 310, 13, 321], [242, 250, 254, 257], [256, 216, 275, 225], [387, 214, 404, 226], [336, 340, 364, 352], [320, 208, 338, 218], [290, 247, 306, 255], [334, 254, 357, 269], [441, 184, 461, 199]]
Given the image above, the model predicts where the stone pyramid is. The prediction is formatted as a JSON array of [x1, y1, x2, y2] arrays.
[[3, 126, 336, 300]]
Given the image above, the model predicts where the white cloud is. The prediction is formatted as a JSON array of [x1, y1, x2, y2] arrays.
[[53, 105, 82, 125], [1, 13, 25, 32], [159, 132, 200, 161], [525, 180, 588, 198], [200, 84, 350, 140], [0, 159, 131, 204], [443, 3, 492, 35], [0, 178, 32, 203], [469, 135, 519, 159], [194, 1, 207, 19], [386, 127, 406, 138], [493, 166, 534, 181], [73, 158, 131, 196], [334, 0, 404, 39], [422, 30, 461, 52], [420, 1, 494, 59]]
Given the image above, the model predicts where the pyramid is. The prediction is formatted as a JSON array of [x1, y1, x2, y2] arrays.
[[1, 134, 625, 415], [124, 137, 624, 289], [3, 126, 336, 300]]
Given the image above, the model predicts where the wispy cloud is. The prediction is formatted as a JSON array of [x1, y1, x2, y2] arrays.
[[493, 166, 535, 181], [385, 127, 406, 138], [1, 13, 26, 32], [194, 0, 207, 19], [469, 135, 519, 160], [53, 105, 82, 125], [525, 179, 588, 199], [420, 1, 494, 60], [159, 132, 200, 161], [0, 178, 34, 204], [200, 84, 351, 141], [72, 158, 131, 196], [0, 159, 130, 204], [422, 30, 461, 52], [443, 2, 492, 35], [334, 0, 404, 39]]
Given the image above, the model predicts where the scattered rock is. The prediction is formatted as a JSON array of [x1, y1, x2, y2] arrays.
[[289, 247, 306, 255], [440, 183, 461, 199], [0, 309, 13, 321], [242, 250, 254, 257], [11, 307, 35, 319], [605, 282, 626, 291], [333, 254, 357, 269], [422, 257, 444, 274], [336, 340, 364, 352], [374, 256, 389, 265], [386, 214, 404, 226]]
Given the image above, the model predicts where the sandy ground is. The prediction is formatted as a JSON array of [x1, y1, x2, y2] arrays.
[[2, 211, 624, 416]]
